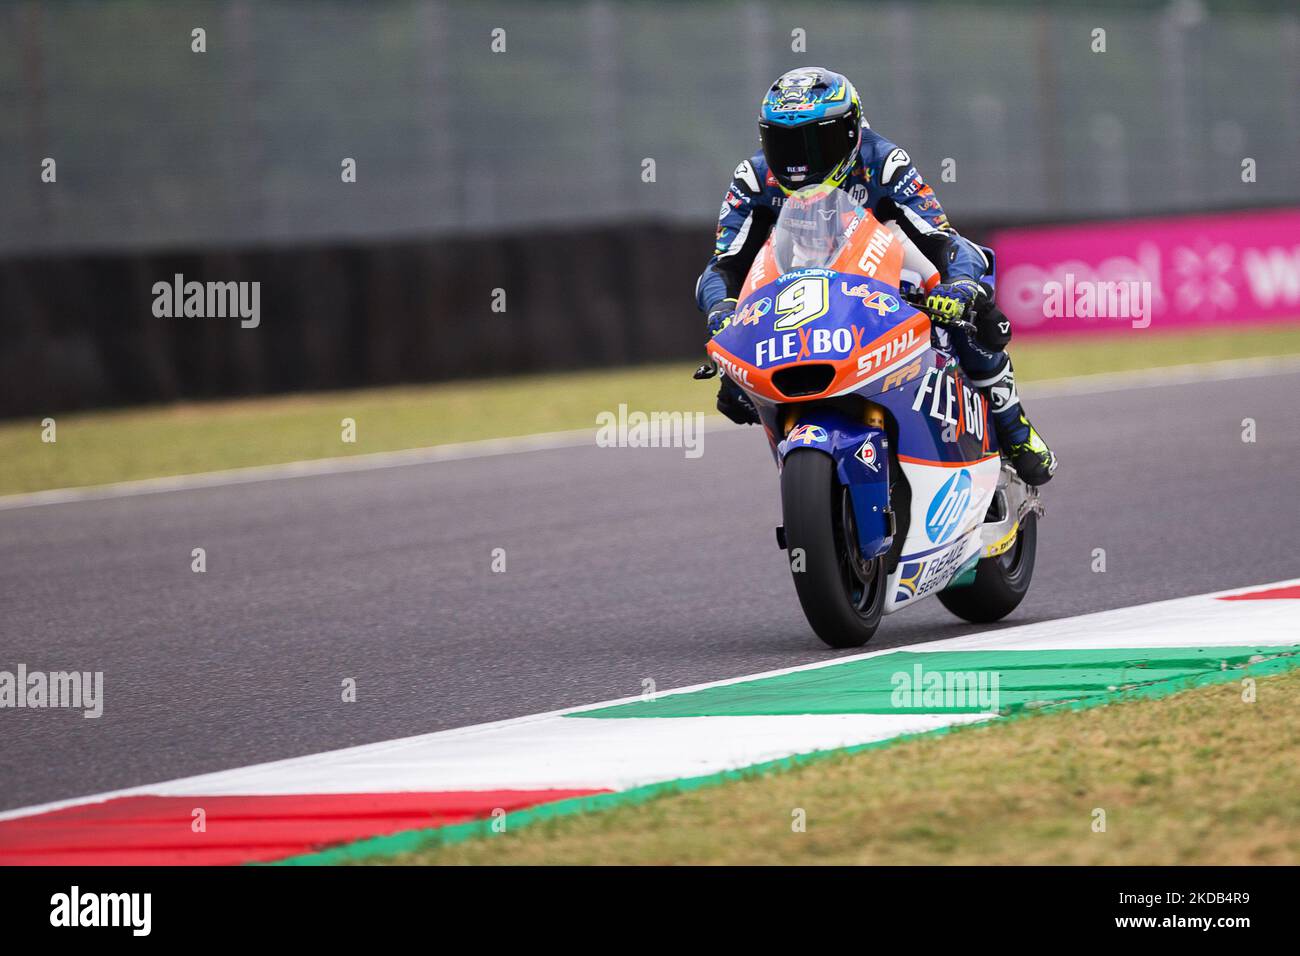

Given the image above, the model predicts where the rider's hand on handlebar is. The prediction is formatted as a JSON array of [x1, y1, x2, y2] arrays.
[[706, 297, 738, 337], [924, 279, 986, 327]]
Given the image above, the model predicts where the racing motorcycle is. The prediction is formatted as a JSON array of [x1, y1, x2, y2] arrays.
[[701, 184, 1043, 648]]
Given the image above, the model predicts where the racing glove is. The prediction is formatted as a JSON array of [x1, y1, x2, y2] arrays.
[[703, 298, 759, 424], [706, 297, 738, 337], [925, 279, 986, 325]]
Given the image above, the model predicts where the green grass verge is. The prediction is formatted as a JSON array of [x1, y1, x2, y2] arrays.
[[359, 661, 1300, 866], [4, 323, 1298, 497]]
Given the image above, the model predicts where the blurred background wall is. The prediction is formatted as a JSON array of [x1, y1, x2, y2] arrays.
[[2, 0, 1297, 414]]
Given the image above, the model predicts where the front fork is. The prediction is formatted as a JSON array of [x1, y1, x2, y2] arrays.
[[774, 405, 894, 562]]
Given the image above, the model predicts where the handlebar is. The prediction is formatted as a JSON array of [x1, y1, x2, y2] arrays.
[[901, 290, 979, 334]]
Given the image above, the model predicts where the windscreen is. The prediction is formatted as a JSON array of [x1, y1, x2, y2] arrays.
[[770, 185, 865, 275]]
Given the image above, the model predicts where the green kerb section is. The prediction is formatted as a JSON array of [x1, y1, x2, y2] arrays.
[[268, 647, 1300, 865], [570, 647, 1300, 718]]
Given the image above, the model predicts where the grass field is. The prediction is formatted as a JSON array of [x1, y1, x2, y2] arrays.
[[3, 323, 1299, 497], [379, 666, 1300, 866]]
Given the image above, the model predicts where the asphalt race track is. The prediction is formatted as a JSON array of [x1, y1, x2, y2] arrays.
[[3, 365, 1298, 811]]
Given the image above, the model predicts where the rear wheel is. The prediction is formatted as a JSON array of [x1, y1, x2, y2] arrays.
[[937, 512, 1037, 623], [781, 450, 886, 648]]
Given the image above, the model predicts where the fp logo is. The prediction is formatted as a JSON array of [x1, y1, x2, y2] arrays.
[[925, 469, 972, 544]]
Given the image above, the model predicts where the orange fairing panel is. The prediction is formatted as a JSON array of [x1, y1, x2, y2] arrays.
[[830, 216, 905, 288], [707, 309, 931, 404], [738, 243, 779, 302]]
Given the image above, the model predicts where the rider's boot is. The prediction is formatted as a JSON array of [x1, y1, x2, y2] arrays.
[[972, 357, 1057, 486], [716, 375, 760, 425]]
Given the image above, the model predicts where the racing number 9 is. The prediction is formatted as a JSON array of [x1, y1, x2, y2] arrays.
[[773, 276, 829, 331]]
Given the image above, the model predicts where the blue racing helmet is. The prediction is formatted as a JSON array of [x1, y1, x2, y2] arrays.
[[758, 67, 863, 193]]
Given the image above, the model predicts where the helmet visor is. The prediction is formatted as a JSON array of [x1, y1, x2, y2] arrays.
[[759, 115, 855, 190]]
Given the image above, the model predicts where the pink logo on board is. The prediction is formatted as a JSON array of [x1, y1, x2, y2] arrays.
[[990, 208, 1300, 335]]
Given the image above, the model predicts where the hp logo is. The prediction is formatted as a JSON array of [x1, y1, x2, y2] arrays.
[[925, 469, 973, 544]]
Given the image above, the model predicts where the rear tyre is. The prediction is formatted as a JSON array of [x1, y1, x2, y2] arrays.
[[937, 512, 1037, 623], [781, 450, 887, 648]]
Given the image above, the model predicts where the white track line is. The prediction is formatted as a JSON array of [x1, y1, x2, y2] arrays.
[[0, 425, 666, 512], [3, 354, 1298, 513], [2, 579, 1295, 822], [1026, 353, 1300, 398]]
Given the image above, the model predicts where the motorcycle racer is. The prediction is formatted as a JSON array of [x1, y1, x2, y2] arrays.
[[696, 66, 1056, 486]]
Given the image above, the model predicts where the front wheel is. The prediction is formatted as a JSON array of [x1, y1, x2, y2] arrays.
[[937, 511, 1038, 623], [781, 450, 886, 648]]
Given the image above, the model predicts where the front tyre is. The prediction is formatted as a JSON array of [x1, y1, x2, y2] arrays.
[[937, 512, 1038, 623], [781, 450, 886, 648]]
